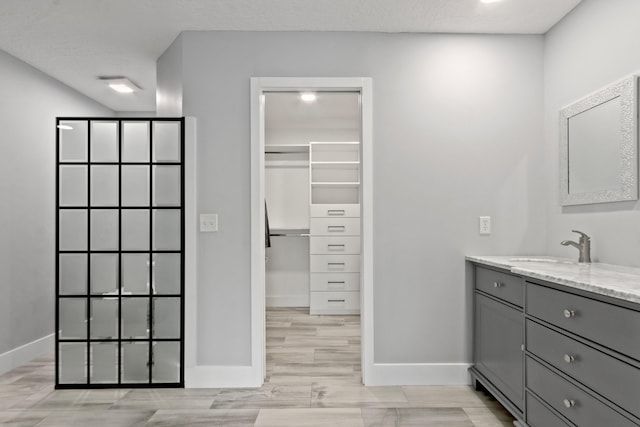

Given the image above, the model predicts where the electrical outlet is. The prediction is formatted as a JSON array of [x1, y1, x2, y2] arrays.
[[200, 213, 218, 232], [479, 216, 491, 235]]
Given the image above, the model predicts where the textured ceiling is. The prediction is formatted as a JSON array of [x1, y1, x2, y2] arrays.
[[0, 0, 582, 112]]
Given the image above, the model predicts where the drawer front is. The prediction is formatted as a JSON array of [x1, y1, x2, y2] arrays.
[[526, 282, 640, 358], [527, 320, 640, 419], [310, 204, 360, 218], [310, 218, 360, 236], [310, 291, 359, 314], [475, 266, 523, 307], [526, 393, 571, 427], [310, 255, 360, 273], [310, 273, 360, 292], [310, 236, 360, 255], [526, 357, 638, 427]]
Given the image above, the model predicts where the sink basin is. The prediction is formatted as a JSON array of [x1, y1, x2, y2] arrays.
[[508, 257, 575, 264]]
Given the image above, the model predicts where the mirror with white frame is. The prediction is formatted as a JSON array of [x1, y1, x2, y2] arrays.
[[559, 75, 638, 206]]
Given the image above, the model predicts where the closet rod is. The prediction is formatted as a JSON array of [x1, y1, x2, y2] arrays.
[[269, 233, 310, 237]]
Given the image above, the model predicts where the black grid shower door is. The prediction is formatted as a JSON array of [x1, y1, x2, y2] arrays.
[[56, 117, 185, 388]]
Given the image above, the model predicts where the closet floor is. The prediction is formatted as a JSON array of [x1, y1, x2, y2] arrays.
[[0, 308, 514, 426]]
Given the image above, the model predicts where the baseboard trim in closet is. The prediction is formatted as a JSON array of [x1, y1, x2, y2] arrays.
[[266, 296, 309, 308], [0, 333, 54, 376], [366, 362, 472, 386], [185, 365, 263, 388]]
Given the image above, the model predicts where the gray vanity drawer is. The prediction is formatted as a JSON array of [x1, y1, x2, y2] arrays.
[[526, 357, 638, 427], [475, 266, 523, 307], [526, 393, 571, 427], [526, 282, 640, 358], [527, 320, 640, 419]]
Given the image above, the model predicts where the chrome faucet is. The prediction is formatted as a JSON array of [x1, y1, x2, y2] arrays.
[[561, 230, 591, 263]]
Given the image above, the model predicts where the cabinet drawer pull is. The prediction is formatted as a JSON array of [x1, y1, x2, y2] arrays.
[[493, 282, 503, 288], [328, 281, 346, 284], [328, 299, 346, 303], [563, 309, 576, 318], [327, 209, 345, 216], [563, 399, 575, 408], [327, 226, 346, 232], [563, 354, 575, 363], [328, 244, 346, 251], [328, 262, 346, 266]]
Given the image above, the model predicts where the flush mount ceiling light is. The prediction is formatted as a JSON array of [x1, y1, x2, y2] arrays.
[[300, 92, 317, 103], [480, 0, 502, 3], [99, 76, 141, 94]]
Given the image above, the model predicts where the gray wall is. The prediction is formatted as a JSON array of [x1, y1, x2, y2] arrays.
[[0, 49, 112, 356], [544, 0, 640, 266], [172, 31, 546, 366], [157, 34, 183, 117]]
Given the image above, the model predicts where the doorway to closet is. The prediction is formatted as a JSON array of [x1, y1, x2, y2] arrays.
[[250, 77, 373, 386], [264, 91, 361, 383]]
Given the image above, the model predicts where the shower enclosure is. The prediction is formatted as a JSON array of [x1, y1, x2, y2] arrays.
[[56, 117, 184, 388]]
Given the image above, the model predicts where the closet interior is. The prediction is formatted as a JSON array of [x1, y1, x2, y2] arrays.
[[265, 92, 362, 315]]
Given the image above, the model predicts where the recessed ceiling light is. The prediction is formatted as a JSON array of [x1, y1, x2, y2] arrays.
[[480, 0, 501, 3], [300, 92, 317, 103], [99, 76, 141, 94]]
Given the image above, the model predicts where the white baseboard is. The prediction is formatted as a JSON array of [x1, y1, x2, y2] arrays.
[[265, 295, 308, 308], [365, 363, 472, 386], [0, 334, 54, 375], [185, 364, 263, 388]]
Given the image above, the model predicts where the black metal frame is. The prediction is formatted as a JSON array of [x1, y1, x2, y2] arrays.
[[55, 117, 185, 389]]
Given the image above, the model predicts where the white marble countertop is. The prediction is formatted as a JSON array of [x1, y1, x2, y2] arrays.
[[466, 255, 640, 304]]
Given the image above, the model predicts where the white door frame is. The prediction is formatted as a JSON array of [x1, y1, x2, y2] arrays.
[[250, 77, 374, 385]]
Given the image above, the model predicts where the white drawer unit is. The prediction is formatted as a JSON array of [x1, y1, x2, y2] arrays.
[[310, 218, 360, 236], [309, 142, 361, 315], [310, 204, 360, 218], [310, 255, 360, 273], [310, 236, 360, 255], [310, 273, 360, 292], [310, 291, 360, 315]]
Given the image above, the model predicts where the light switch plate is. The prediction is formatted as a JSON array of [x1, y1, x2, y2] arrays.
[[200, 213, 218, 232], [479, 216, 491, 235]]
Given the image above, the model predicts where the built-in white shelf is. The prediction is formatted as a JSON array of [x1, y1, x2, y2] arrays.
[[311, 182, 360, 188], [310, 161, 360, 168], [265, 144, 309, 153]]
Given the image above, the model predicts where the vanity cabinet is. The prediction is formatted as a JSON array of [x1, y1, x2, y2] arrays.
[[525, 281, 640, 427], [470, 265, 524, 418]]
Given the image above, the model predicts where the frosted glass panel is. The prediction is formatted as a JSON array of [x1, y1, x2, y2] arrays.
[[152, 342, 180, 383], [153, 121, 181, 162], [121, 210, 149, 250], [153, 254, 180, 294], [59, 210, 87, 251], [122, 254, 149, 294], [59, 343, 87, 384], [91, 166, 119, 206], [90, 343, 118, 384], [59, 254, 87, 295], [90, 210, 119, 251], [59, 298, 87, 339], [90, 298, 118, 339], [59, 166, 88, 206], [59, 121, 88, 162], [122, 298, 149, 339], [153, 298, 180, 339], [122, 122, 149, 162], [121, 343, 149, 384], [122, 166, 149, 206], [153, 210, 181, 250], [90, 254, 118, 294], [153, 166, 181, 206], [91, 121, 118, 162]]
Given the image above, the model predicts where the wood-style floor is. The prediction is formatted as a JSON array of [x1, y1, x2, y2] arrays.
[[0, 308, 515, 426]]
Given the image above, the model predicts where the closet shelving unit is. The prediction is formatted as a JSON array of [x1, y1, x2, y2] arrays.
[[309, 142, 361, 315]]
